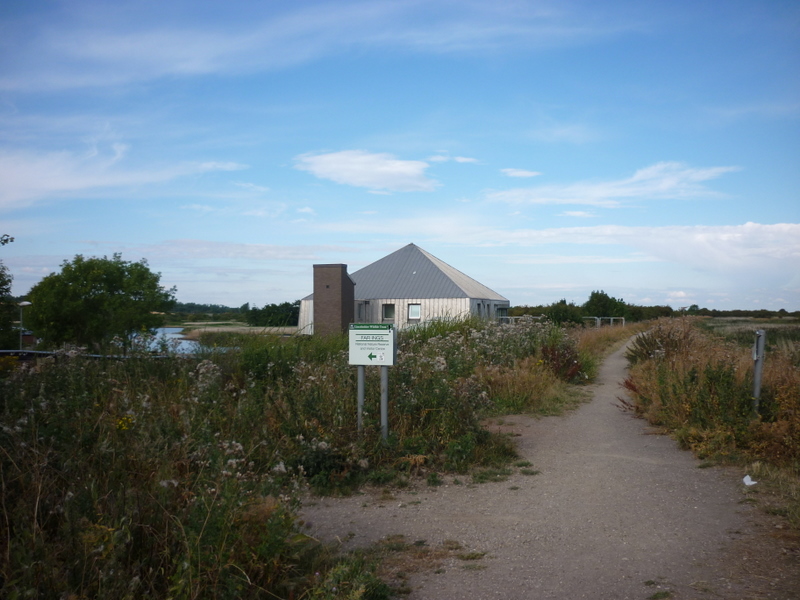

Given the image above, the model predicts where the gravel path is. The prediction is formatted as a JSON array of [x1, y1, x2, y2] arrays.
[[300, 341, 799, 599]]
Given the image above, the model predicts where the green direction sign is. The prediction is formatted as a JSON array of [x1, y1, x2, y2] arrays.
[[349, 323, 396, 366]]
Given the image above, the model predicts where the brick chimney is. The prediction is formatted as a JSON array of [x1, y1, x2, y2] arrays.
[[313, 264, 355, 336]]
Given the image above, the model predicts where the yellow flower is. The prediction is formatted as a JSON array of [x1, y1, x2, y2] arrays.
[[116, 415, 135, 431]]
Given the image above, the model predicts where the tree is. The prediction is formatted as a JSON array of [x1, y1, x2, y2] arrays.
[[583, 290, 626, 318], [27, 254, 176, 351], [245, 301, 300, 326], [546, 299, 584, 325], [0, 261, 16, 348]]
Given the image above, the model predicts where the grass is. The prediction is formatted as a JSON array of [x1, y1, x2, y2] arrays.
[[623, 317, 800, 529], [0, 316, 645, 598]]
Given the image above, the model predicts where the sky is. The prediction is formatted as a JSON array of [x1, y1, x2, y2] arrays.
[[1, 0, 798, 311]]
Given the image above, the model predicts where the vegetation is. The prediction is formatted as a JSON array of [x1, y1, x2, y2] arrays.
[[168, 302, 247, 324], [1, 235, 17, 349], [244, 300, 300, 327], [167, 301, 301, 327], [26, 254, 176, 352], [0, 261, 16, 349], [511, 290, 674, 324], [623, 317, 800, 526], [511, 291, 799, 325], [0, 315, 634, 598]]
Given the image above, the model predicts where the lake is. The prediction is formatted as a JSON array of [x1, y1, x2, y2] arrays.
[[152, 327, 199, 354]]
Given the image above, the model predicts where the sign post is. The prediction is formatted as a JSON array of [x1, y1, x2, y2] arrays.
[[752, 329, 766, 416], [349, 324, 396, 440]]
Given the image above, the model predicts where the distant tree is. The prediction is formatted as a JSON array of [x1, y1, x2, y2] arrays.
[[546, 299, 584, 325], [246, 301, 300, 327], [0, 261, 16, 348], [508, 305, 548, 317], [171, 302, 243, 314], [27, 254, 176, 351], [583, 290, 626, 318]]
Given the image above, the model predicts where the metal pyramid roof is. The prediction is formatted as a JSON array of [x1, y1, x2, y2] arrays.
[[348, 243, 508, 301]]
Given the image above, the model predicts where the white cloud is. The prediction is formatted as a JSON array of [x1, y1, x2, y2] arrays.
[[502, 168, 542, 178], [488, 162, 739, 207], [294, 150, 438, 192], [429, 155, 479, 163], [560, 211, 594, 218], [0, 146, 248, 210]]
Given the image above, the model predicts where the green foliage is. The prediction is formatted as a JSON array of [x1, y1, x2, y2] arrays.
[[546, 299, 584, 325], [245, 300, 300, 327], [0, 261, 17, 348], [26, 253, 176, 351], [583, 290, 627, 318], [172, 301, 243, 314]]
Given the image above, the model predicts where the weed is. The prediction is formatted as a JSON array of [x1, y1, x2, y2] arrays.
[[426, 472, 443, 487], [472, 467, 513, 484], [457, 551, 486, 560]]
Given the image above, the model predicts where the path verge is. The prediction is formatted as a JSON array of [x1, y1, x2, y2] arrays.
[[300, 342, 799, 599]]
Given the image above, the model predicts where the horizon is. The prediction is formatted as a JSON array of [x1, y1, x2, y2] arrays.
[[1, 1, 798, 311]]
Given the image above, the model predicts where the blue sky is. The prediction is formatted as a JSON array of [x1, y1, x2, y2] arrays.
[[1, 0, 798, 310]]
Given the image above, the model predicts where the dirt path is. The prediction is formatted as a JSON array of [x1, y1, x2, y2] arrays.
[[300, 342, 799, 599]]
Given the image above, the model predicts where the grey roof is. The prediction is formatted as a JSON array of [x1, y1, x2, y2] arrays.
[[334, 243, 508, 301]]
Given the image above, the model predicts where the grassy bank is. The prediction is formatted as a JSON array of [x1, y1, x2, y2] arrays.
[[623, 317, 800, 527], [0, 317, 637, 599]]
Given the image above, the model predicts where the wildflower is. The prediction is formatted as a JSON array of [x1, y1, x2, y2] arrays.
[[116, 414, 135, 431]]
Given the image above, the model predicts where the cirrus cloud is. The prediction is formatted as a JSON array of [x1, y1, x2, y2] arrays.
[[488, 162, 739, 207], [0, 145, 248, 211]]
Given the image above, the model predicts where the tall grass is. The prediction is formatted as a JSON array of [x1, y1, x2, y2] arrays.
[[0, 316, 608, 598], [623, 318, 800, 525]]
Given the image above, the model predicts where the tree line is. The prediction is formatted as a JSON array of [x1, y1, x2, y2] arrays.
[[509, 290, 799, 325]]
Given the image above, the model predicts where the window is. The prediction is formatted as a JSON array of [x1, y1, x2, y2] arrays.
[[382, 303, 395, 320], [408, 303, 421, 320]]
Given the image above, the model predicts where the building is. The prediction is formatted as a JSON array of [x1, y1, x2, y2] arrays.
[[298, 243, 510, 334]]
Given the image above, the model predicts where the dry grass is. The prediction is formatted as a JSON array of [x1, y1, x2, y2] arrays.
[[622, 318, 800, 530], [574, 321, 649, 359]]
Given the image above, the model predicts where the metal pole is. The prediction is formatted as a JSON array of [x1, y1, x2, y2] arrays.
[[380, 365, 389, 441], [357, 365, 365, 433], [18, 301, 31, 350], [752, 329, 766, 416]]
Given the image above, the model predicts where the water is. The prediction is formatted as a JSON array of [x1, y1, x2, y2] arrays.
[[152, 327, 199, 354]]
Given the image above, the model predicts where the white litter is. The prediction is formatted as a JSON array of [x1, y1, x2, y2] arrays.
[[743, 475, 757, 486]]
